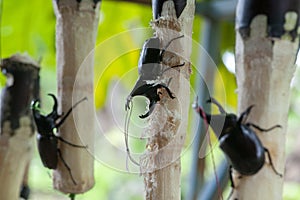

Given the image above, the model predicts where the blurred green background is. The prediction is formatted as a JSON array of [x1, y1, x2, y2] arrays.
[[1, 0, 300, 199]]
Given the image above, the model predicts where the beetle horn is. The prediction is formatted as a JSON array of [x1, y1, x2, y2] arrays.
[[207, 98, 226, 114], [48, 93, 59, 117]]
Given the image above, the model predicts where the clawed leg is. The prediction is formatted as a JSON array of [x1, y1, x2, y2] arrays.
[[56, 136, 87, 148], [227, 166, 234, 200], [56, 97, 88, 128], [227, 166, 241, 200], [171, 62, 185, 68], [57, 149, 77, 185], [162, 62, 185, 74], [264, 148, 283, 177], [160, 35, 184, 58], [161, 85, 175, 99], [238, 105, 254, 124], [247, 123, 282, 132], [157, 79, 175, 99]]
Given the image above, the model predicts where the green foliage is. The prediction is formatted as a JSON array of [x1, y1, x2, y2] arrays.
[[1, 0, 56, 66], [94, 2, 152, 108]]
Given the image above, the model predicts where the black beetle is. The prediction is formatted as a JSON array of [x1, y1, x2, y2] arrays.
[[125, 35, 184, 118], [31, 93, 87, 185], [193, 98, 283, 189]]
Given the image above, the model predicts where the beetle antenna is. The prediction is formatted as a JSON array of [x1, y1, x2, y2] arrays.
[[207, 97, 226, 114], [124, 101, 140, 169], [201, 100, 224, 200], [160, 35, 184, 59]]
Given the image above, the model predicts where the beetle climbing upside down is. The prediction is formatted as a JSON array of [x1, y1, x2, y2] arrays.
[[125, 35, 184, 118], [124, 35, 185, 166], [31, 94, 87, 185], [193, 98, 283, 192]]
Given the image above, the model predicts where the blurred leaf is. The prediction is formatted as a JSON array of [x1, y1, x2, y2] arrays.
[[2, 0, 56, 67], [220, 22, 235, 52], [94, 1, 152, 108]]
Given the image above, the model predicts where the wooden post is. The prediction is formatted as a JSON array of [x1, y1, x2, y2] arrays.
[[0, 54, 39, 200], [140, 0, 194, 199], [52, 0, 101, 193], [234, 0, 300, 199]]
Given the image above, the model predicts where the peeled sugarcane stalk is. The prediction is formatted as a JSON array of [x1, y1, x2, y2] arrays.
[[140, 0, 195, 199], [233, 0, 300, 199], [0, 54, 39, 200], [52, 0, 101, 193]]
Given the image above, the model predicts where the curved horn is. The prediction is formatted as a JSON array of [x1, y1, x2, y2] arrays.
[[207, 97, 226, 114], [48, 93, 58, 115]]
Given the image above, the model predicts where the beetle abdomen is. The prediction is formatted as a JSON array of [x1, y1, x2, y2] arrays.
[[37, 134, 58, 169], [219, 126, 265, 175]]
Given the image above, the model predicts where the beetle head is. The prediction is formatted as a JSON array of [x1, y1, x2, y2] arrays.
[[31, 99, 41, 119], [126, 78, 174, 118], [194, 97, 239, 139]]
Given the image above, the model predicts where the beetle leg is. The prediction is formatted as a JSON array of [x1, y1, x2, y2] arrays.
[[20, 184, 30, 200], [56, 136, 87, 148], [247, 123, 282, 132], [160, 35, 184, 59], [264, 148, 283, 177], [159, 84, 175, 99], [229, 165, 235, 188], [171, 62, 185, 68], [57, 149, 77, 185], [227, 165, 235, 200], [56, 97, 88, 128], [161, 62, 185, 74], [238, 105, 255, 124]]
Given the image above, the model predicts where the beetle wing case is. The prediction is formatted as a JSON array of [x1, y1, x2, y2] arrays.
[[138, 38, 160, 68], [37, 134, 58, 169], [219, 125, 265, 175]]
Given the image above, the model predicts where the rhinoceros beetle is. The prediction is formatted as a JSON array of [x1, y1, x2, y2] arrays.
[[125, 35, 184, 118], [193, 98, 283, 190], [31, 94, 87, 185]]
